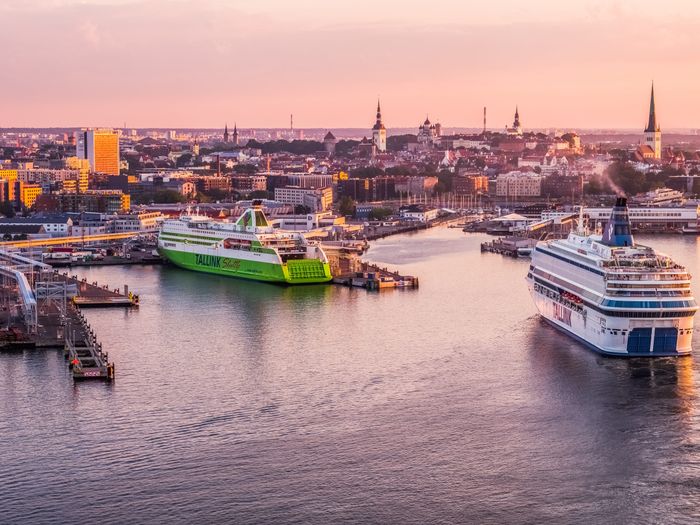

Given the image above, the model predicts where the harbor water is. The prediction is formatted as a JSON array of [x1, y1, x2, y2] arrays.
[[2, 228, 700, 524]]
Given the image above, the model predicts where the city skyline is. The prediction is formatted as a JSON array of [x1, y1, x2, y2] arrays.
[[2, 0, 700, 129]]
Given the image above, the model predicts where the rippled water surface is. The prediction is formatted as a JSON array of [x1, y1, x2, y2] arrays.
[[2, 228, 700, 524]]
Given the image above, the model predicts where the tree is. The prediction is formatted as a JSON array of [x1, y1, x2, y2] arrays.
[[350, 167, 384, 179], [249, 190, 270, 200], [198, 189, 228, 202], [135, 190, 186, 204], [338, 196, 356, 217], [368, 207, 392, 220], [294, 204, 312, 214], [604, 161, 678, 196], [176, 153, 193, 168], [436, 170, 453, 193], [385, 166, 414, 176], [0, 201, 15, 218], [387, 134, 417, 152], [234, 164, 258, 174], [335, 140, 359, 155]]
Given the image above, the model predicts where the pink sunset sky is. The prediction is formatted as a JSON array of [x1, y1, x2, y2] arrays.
[[1, 0, 699, 130]]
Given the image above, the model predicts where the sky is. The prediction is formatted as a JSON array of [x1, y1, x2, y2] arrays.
[[1, 0, 699, 130]]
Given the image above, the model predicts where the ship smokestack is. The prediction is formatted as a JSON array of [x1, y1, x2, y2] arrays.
[[601, 196, 634, 247]]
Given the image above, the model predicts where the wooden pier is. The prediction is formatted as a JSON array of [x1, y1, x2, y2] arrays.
[[64, 304, 114, 380]]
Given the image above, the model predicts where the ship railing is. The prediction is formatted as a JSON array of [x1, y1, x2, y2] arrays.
[[605, 274, 690, 282]]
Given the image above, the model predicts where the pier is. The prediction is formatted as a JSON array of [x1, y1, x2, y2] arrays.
[[480, 237, 538, 258], [53, 270, 139, 307], [0, 248, 132, 380], [64, 304, 114, 380], [333, 262, 419, 290]]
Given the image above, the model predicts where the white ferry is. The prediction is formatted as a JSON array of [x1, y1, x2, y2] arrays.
[[526, 197, 697, 356]]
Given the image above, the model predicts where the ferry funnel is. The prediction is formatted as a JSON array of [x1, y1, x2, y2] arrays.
[[601, 197, 634, 247]]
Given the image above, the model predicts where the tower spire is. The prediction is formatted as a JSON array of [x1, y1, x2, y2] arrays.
[[372, 98, 386, 152], [645, 82, 659, 132]]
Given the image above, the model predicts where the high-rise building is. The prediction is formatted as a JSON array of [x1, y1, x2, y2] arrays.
[[16, 182, 43, 208], [644, 83, 661, 160], [372, 100, 387, 153], [76, 128, 120, 176]]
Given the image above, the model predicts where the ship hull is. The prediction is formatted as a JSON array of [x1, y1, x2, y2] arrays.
[[159, 246, 332, 285], [528, 280, 693, 357]]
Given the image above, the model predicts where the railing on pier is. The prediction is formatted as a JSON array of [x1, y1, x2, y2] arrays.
[[64, 304, 114, 380]]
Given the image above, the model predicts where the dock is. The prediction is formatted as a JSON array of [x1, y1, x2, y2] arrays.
[[63, 303, 114, 380], [480, 237, 537, 258], [333, 262, 419, 290], [53, 270, 140, 307], [0, 249, 130, 381]]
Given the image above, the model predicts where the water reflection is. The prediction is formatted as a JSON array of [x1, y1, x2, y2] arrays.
[[528, 317, 696, 418], [2, 227, 700, 524]]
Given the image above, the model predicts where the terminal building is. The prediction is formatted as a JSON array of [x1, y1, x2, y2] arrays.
[[584, 205, 700, 233]]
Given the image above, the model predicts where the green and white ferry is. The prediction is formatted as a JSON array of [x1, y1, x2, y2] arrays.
[[157, 202, 332, 284]]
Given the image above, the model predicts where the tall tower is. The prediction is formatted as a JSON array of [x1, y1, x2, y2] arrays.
[[76, 128, 120, 176], [372, 99, 387, 153], [513, 106, 521, 130], [644, 83, 661, 160], [223, 123, 229, 143], [232, 123, 239, 146]]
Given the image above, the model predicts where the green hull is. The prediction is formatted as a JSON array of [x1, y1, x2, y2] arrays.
[[159, 247, 332, 285]]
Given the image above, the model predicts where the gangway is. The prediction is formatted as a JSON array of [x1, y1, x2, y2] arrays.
[[0, 249, 51, 333], [0, 266, 38, 333]]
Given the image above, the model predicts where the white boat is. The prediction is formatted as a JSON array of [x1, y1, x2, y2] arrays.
[[526, 198, 697, 356]]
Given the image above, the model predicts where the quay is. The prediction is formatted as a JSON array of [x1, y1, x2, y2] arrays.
[[333, 262, 419, 291], [480, 237, 538, 258], [53, 270, 139, 307], [0, 248, 131, 380], [64, 304, 114, 380], [362, 212, 461, 241]]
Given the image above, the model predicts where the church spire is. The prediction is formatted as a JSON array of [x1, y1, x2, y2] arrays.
[[223, 123, 229, 143], [373, 98, 385, 130], [645, 82, 659, 133]]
